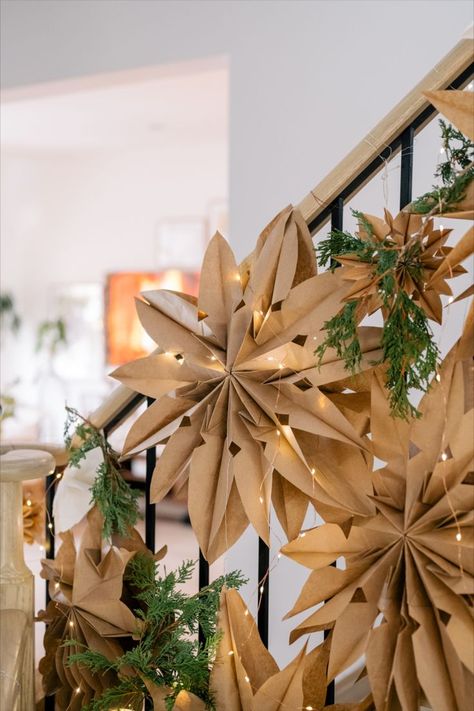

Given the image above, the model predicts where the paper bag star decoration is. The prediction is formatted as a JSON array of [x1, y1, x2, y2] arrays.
[[22, 478, 45, 546], [113, 206, 382, 562], [210, 587, 373, 711], [334, 210, 465, 323], [38, 507, 162, 710], [282, 310, 474, 711]]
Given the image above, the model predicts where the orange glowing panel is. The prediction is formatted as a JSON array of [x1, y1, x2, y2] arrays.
[[106, 271, 200, 365]]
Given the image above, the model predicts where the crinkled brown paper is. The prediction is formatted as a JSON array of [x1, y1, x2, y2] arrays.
[[282, 306, 474, 710], [210, 587, 373, 711], [335, 209, 466, 323], [38, 507, 166, 710], [113, 206, 382, 562]]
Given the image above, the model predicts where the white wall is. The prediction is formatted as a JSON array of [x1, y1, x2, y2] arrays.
[[2, 0, 473, 258], [2, 0, 473, 672]]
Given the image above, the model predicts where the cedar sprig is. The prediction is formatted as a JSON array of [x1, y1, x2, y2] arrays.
[[64, 406, 140, 540], [67, 555, 246, 711], [409, 119, 473, 215]]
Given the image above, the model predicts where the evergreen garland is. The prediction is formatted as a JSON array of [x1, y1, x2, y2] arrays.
[[64, 407, 140, 539], [409, 119, 473, 215], [66, 556, 246, 710]]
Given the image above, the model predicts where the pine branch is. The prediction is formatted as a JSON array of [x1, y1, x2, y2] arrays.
[[409, 119, 474, 215], [67, 556, 246, 711], [64, 407, 140, 539]]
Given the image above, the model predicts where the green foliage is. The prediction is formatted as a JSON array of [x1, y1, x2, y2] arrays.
[[316, 301, 362, 373], [0, 292, 21, 333], [315, 210, 440, 419], [64, 407, 140, 540], [381, 292, 440, 419], [67, 556, 246, 711], [36, 318, 67, 356], [410, 119, 474, 215]]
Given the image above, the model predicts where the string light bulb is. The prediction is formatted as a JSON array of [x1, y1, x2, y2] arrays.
[[278, 363, 284, 370], [26, 499, 32, 507], [259, 585, 264, 594], [259, 496, 264, 504], [56, 472, 62, 479], [227, 650, 234, 656], [435, 373, 441, 382], [48, 523, 53, 530], [456, 532, 462, 542], [69, 620, 74, 628], [441, 452, 448, 462], [244, 609, 249, 616], [447, 296, 454, 304], [245, 676, 250, 683], [310, 468, 315, 475]]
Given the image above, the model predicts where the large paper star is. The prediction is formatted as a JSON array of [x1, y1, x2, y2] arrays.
[[282, 310, 474, 710], [113, 206, 382, 562], [210, 587, 372, 711], [38, 508, 154, 710]]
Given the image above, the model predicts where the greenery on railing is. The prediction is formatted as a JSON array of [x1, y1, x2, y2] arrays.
[[67, 556, 246, 711], [64, 406, 140, 540]]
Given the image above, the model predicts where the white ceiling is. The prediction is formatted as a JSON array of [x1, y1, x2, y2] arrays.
[[0, 62, 228, 152]]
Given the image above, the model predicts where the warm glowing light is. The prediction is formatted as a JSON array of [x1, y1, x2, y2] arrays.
[[310, 468, 315, 475], [259, 585, 264, 594], [48, 523, 53, 530], [228, 650, 234, 656], [267, 356, 275, 361], [39, 545, 45, 552], [209, 355, 217, 361], [277, 552, 282, 559], [259, 496, 264, 504], [439, 146, 445, 154], [56, 472, 62, 479], [439, 224, 444, 232], [306, 707, 314, 710], [278, 363, 284, 370], [244, 609, 249, 616], [435, 373, 441, 382], [300, 532, 306, 538], [75, 688, 80, 694], [441, 452, 448, 461], [235, 273, 241, 282], [276, 430, 280, 437], [69, 620, 74, 628], [245, 676, 250, 683], [26, 499, 32, 507], [456, 532, 462, 542], [448, 296, 454, 304]]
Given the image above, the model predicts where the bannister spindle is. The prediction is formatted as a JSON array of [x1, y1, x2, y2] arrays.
[[400, 126, 415, 209], [257, 537, 270, 646], [145, 397, 156, 553]]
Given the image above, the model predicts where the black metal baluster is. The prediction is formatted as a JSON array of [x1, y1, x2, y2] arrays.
[[44, 472, 56, 603], [145, 398, 156, 553], [400, 126, 415, 209], [44, 471, 56, 710], [198, 550, 210, 646], [257, 537, 270, 646], [323, 199, 344, 705]]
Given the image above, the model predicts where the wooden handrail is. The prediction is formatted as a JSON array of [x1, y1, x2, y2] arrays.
[[296, 35, 474, 228], [91, 33, 473, 431]]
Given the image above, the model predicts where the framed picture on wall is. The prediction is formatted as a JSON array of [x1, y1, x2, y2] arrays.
[[105, 271, 200, 365]]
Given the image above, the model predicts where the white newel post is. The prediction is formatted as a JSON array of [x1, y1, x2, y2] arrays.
[[0, 449, 55, 711]]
